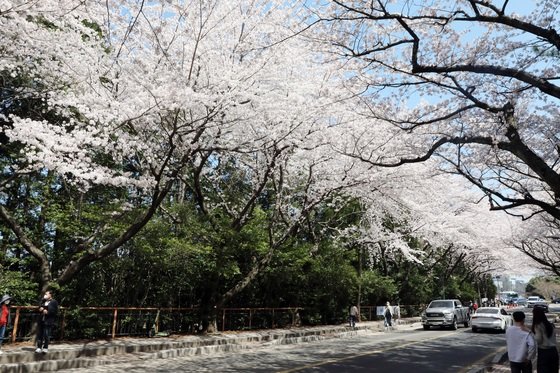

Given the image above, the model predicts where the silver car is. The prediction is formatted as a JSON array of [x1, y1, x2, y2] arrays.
[[515, 297, 527, 307], [471, 307, 512, 333]]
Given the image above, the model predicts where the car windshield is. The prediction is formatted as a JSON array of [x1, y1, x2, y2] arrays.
[[475, 308, 499, 315], [429, 301, 454, 308], [528, 296, 540, 300]]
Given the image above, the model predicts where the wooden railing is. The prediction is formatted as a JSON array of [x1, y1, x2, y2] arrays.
[[6, 306, 305, 342], [4, 304, 422, 343]]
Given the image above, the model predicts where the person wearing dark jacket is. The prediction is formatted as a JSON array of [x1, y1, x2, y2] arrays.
[[36, 290, 58, 353]]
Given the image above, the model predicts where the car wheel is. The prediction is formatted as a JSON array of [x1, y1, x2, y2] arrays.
[[423, 325, 430, 330], [451, 318, 458, 330]]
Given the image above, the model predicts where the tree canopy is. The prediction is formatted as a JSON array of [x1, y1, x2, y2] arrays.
[[308, 0, 560, 220], [1, 0, 554, 331]]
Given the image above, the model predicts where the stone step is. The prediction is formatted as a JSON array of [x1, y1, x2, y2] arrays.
[[0, 352, 147, 373]]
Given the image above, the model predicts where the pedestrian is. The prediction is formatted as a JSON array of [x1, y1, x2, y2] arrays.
[[384, 301, 393, 331], [36, 290, 59, 354], [506, 310, 536, 373], [0, 294, 12, 354], [349, 305, 359, 328], [531, 306, 559, 373], [393, 304, 400, 327]]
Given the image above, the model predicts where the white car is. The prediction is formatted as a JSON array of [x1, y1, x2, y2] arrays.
[[471, 307, 512, 333], [527, 296, 540, 307], [527, 296, 548, 308], [550, 299, 560, 312]]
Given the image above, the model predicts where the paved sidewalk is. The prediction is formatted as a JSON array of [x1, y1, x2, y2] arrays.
[[0, 318, 421, 373]]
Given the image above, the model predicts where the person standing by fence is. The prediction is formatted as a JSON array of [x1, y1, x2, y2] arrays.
[[384, 301, 393, 331], [0, 295, 12, 354], [36, 290, 58, 354], [393, 304, 400, 327], [349, 305, 359, 328]]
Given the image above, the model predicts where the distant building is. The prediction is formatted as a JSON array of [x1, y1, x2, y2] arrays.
[[493, 274, 528, 297]]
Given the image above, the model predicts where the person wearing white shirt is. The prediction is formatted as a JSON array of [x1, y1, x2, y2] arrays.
[[384, 301, 394, 331], [349, 305, 359, 328], [531, 306, 558, 373], [506, 311, 536, 373]]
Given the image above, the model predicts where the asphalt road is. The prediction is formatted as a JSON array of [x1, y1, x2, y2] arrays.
[[277, 327, 505, 373], [60, 325, 506, 373]]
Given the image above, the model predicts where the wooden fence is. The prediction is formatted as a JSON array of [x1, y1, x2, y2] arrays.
[[5, 304, 422, 343]]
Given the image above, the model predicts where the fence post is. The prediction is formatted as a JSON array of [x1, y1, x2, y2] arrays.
[[11, 307, 20, 343], [155, 308, 160, 334], [272, 308, 275, 328], [222, 309, 226, 332], [111, 308, 118, 339], [249, 309, 252, 330]]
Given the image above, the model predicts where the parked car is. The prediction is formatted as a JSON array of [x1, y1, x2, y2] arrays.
[[514, 297, 528, 307], [471, 307, 512, 332], [549, 300, 560, 312], [421, 299, 470, 330]]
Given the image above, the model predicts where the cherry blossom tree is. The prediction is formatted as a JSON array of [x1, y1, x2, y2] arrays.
[[514, 216, 560, 276], [0, 0, 344, 293], [305, 0, 560, 222], [346, 162, 517, 272], [0, 0, 531, 315]]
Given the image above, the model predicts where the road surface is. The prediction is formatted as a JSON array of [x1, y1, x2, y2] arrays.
[[60, 325, 506, 373]]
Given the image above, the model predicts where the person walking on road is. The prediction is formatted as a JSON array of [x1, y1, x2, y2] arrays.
[[349, 305, 359, 328], [531, 306, 559, 373], [0, 294, 12, 354], [506, 311, 536, 373], [36, 290, 58, 354], [384, 301, 393, 331]]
